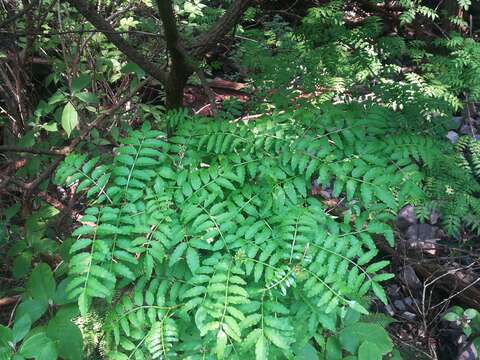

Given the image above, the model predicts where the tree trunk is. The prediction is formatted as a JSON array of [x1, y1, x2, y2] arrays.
[[165, 70, 190, 109]]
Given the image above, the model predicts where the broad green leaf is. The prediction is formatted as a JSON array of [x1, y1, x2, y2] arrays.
[[216, 177, 235, 190], [15, 300, 47, 323], [365, 261, 390, 274], [372, 282, 388, 305], [42, 123, 58, 132], [74, 91, 99, 104], [464, 309, 478, 320], [339, 322, 393, 354], [284, 182, 297, 204], [12, 315, 31, 344], [326, 336, 342, 360], [71, 74, 91, 93], [78, 292, 90, 316], [47, 314, 83, 360], [0, 326, 12, 348], [19, 332, 57, 360], [159, 166, 175, 179], [442, 312, 459, 321], [12, 252, 32, 279], [61, 102, 78, 137], [358, 341, 382, 360], [347, 301, 369, 315], [374, 187, 396, 209], [265, 328, 290, 350], [296, 341, 319, 360], [360, 184, 372, 206], [346, 179, 356, 200], [27, 263, 56, 305]]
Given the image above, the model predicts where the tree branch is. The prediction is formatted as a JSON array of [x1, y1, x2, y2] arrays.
[[191, 0, 252, 58], [156, 0, 186, 69], [64, 0, 168, 85], [0, 146, 65, 155], [0, 2, 35, 29], [0, 295, 20, 307]]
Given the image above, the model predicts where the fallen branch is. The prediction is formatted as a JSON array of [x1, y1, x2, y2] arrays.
[[0, 146, 65, 155], [35, 189, 84, 223], [0, 295, 20, 307], [376, 239, 480, 310]]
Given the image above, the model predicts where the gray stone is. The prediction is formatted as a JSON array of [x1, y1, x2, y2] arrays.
[[401, 265, 422, 290], [384, 304, 395, 316], [394, 300, 406, 311], [397, 205, 418, 231], [430, 210, 440, 225], [405, 224, 439, 254], [457, 342, 478, 360], [405, 223, 438, 242], [447, 131, 459, 143], [387, 284, 401, 299], [460, 124, 476, 135], [403, 311, 416, 321], [452, 116, 463, 128]]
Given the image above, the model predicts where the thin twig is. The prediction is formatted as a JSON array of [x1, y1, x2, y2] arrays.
[[431, 277, 480, 311], [8, 78, 150, 198], [0, 146, 65, 155]]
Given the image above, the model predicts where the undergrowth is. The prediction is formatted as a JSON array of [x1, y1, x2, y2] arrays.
[[2, 0, 480, 359], [48, 103, 457, 359], [2, 95, 479, 360]]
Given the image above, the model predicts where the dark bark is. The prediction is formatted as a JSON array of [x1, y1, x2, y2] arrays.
[[156, 0, 192, 108], [65, 0, 252, 109], [191, 0, 252, 58]]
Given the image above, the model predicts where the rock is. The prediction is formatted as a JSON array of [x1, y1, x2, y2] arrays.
[[460, 124, 476, 136], [457, 341, 478, 360], [387, 284, 402, 299], [403, 311, 416, 321], [397, 205, 418, 231], [447, 131, 459, 143], [401, 265, 422, 291], [403, 297, 413, 307], [384, 304, 395, 316], [452, 116, 463, 128], [430, 210, 440, 225], [405, 224, 439, 254], [457, 335, 468, 346], [394, 299, 406, 311], [405, 223, 437, 242]]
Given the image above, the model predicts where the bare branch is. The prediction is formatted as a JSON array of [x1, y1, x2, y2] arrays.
[[191, 0, 252, 58], [0, 146, 65, 155], [156, 0, 186, 69], [64, 0, 168, 85], [0, 295, 20, 307]]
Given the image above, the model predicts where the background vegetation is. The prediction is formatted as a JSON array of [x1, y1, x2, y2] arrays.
[[1, 0, 480, 359]]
